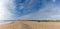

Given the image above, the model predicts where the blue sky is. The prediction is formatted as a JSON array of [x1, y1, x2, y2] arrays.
[[1, 0, 60, 20], [17, 0, 60, 20]]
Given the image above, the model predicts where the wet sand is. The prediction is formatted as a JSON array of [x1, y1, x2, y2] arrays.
[[0, 21, 60, 29]]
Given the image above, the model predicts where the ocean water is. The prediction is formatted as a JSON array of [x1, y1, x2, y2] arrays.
[[0, 0, 60, 21]]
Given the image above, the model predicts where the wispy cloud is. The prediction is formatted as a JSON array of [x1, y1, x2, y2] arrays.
[[0, 0, 60, 20], [19, 0, 60, 20]]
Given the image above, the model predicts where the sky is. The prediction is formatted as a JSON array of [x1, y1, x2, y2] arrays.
[[1, 0, 60, 20]]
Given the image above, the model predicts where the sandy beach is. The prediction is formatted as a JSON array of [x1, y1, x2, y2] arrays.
[[0, 21, 60, 29]]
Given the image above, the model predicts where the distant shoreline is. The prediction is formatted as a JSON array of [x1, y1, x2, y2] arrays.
[[17, 20, 60, 22], [1, 20, 60, 22]]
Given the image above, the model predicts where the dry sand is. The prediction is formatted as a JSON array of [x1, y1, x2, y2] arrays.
[[0, 21, 60, 29]]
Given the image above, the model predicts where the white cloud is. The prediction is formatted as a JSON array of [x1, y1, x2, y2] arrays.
[[0, 0, 15, 20]]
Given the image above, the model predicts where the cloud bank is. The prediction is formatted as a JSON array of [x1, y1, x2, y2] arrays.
[[0, 0, 16, 20]]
